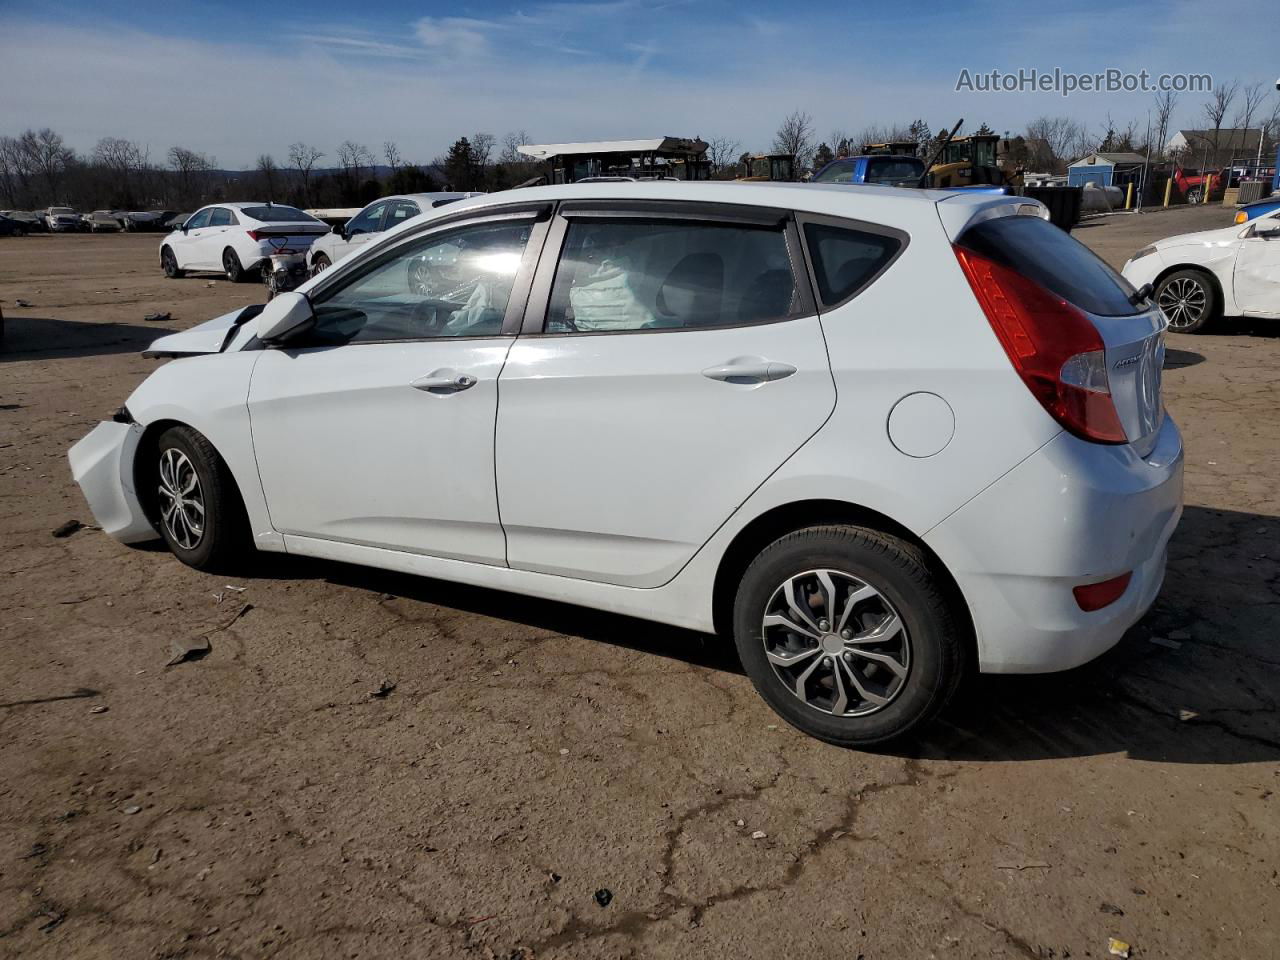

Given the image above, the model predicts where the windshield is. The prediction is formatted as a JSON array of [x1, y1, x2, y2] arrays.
[[50, 207, 74, 214], [866, 158, 924, 184], [241, 205, 318, 223]]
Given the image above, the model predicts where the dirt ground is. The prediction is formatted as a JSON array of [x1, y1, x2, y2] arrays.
[[1, 206, 1276, 960]]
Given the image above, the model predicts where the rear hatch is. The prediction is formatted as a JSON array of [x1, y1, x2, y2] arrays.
[[948, 207, 1164, 457]]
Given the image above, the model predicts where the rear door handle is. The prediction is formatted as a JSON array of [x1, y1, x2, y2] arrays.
[[411, 369, 478, 394], [701, 359, 797, 384]]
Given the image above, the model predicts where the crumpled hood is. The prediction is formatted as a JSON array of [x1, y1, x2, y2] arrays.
[[143, 306, 261, 358]]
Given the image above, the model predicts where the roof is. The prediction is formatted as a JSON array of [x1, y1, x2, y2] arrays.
[[1171, 128, 1263, 149], [517, 137, 707, 160], [1068, 152, 1147, 167]]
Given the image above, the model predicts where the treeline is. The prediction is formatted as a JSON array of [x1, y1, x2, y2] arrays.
[[0, 128, 545, 212]]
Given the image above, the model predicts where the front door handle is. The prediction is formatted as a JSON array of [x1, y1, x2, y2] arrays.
[[701, 358, 798, 384], [411, 369, 478, 394]]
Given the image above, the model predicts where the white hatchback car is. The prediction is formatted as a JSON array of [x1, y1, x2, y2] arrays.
[[70, 183, 1183, 745], [1121, 206, 1280, 333], [160, 202, 329, 282], [307, 193, 481, 274]]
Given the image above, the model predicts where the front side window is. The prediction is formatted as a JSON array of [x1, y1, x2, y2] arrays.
[[347, 202, 387, 235], [307, 220, 532, 345], [545, 219, 800, 333], [185, 209, 212, 230]]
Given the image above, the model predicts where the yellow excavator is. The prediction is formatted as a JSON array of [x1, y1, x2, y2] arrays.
[[920, 120, 1023, 190]]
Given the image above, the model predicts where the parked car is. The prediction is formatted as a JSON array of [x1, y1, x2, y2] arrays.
[[1, 210, 47, 232], [123, 210, 176, 232], [1233, 196, 1280, 225], [70, 183, 1182, 745], [1171, 167, 1217, 204], [85, 210, 122, 232], [45, 206, 85, 232], [1122, 205, 1280, 332], [160, 203, 330, 282], [307, 193, 481, 274], [811, 155, 926, 187], [0, 213, 29, 236]]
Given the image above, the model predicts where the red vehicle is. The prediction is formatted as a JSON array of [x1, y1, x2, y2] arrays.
[[1172, 166, 1219, 204]]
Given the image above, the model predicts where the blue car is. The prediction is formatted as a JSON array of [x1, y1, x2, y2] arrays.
[[1233, 196, 1280, 225], [811, 155, 925, 186]]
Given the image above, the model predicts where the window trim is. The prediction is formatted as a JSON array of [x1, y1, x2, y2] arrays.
[[794, 213, 910, 312], [519, 201, 818, 337], [280, 211, 552, 349]]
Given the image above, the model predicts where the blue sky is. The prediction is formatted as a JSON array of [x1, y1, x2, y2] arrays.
[[0, 0, 1274, 167]]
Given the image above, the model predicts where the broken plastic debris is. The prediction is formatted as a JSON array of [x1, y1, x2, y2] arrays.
[[1178, 709, 1198, 722], [123, 805, 142, 815], [594, 888, 613, 907], [1148, 636, 1181, 649], [369, 679, 396, 699], [558, 748, 570, 756], [166, 636, 211, 667], [15, 298, 31, 307], [750, 830, 767, 840], [1099, 902, 1125, 916], [89, 705, 108, 715], [1108, 937, 1131, 958], [143, 312, 170, 322], [52, 520, 83, 538]]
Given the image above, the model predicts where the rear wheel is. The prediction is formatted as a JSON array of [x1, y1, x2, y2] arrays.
[[1185, 186, 1203, 204], [161, 246, 183, 279], [311, 252, 331, 276], [732, 525, 965, 746], [222, 247, 245, 283], [1156, 269, 1217, 334], [153, 425, 250, 572]]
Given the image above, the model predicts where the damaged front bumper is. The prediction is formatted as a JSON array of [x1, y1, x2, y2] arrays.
[[67, 421, 158, 543]]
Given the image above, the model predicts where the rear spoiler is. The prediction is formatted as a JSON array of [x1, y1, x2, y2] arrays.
[[934, 194, 1048, 242]]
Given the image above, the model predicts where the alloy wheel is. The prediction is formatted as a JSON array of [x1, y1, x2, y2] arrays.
[[158, 448, 205, 549], [1158, 277, 1207, 330], [761, 569, 911, 717]]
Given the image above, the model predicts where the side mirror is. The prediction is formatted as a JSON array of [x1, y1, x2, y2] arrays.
[[181, 224, 189, 234], [256, 291, 315, 344], [332, 222, 344, 235], [1253, 222, 1280, 240]]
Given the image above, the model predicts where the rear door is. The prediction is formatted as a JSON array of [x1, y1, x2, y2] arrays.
[[1233, 217, 1280, 315], [196, 207, 236, 266], [495, 200, 836, 588]]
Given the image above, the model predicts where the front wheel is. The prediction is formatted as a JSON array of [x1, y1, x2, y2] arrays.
[[311, 252, 331, 276], [154, 425, 250, 572], [1155, 269, 1217, 334], [732, 525, 965, 746], [161, 246, 183, 279]]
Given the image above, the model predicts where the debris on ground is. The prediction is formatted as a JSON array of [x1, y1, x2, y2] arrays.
[[1168, 628, 1191, 641], [36, 908, 64, 933], [89, 705, 108, 714], [558, 748, 569, 756], [225, 585, 246, 593], [1100, 902, 1125, 916], [123, 805, 142, 815], [166, 636, 211, 667], [205, 281, 216, 288], [1148, 636, 1181, 650], [466, 915, 495, 925], [143, 312, 170, 322], [594, 888, 613, 908], [15, 298, 31, 307], [996, 861, 1051, 871], [1178, 709, 1199, 722], [751, 830, 767, 840], [51, 520, 83, 538], [369, 679, 396, 699], [1107, 937, 1131, 957]]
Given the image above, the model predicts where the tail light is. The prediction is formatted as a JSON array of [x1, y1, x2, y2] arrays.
[[953, 245, 1127, 444], [246, 230, 262, 241], [1073, 572, 1132, 611]]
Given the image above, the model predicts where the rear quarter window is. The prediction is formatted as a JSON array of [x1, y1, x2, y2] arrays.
[[957, 215, 1138, 316], [802, 222, 904, 306]]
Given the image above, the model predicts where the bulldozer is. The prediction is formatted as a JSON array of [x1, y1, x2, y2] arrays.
[[921, 121, 1022, 190]]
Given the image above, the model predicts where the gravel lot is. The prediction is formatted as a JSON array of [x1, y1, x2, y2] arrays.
[[1, 205, 1277, 959]]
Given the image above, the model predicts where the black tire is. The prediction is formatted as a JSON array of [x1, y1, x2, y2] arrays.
[[161, 246, 183, 279], [732, 525, 966, 747], [222, 247, 245, 283], [1155, 268, 1217, 334], [153, 425, 250, 572], [311, 252, 331, 276]]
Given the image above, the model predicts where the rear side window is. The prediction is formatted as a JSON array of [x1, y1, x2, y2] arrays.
[[545, 220, 801, 332], [241, 205, 316, 223], [865, 158, 924, 184], [209, 208, 232, 227], [803, 222, 903, 306], [813, 160, 858, 184], [957, 215, 1138, 316]]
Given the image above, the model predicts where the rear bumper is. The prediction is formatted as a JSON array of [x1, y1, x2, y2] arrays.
[[925, 415, 1183, 673], [67, 421, 158, 543]]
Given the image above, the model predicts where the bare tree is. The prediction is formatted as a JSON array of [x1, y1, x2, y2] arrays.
[[1232, 81, 1268, 157], [470, 133, 495, 170], [1024, 115, 1087, 170], [1201, 79, 1239, 159], [0, 135, 36, 207], [168, 146, 215, 207], [20, 128, 74, 202], [498, 130, 532, 165], [256, 154, 280, 200], [1152, 91, 1179, 161], [773, 110, 816, 167], [705, 135, 742, 172], [94, 137, 149, 205], [288, 142, 325, 206], [384, 140, 402, 173]]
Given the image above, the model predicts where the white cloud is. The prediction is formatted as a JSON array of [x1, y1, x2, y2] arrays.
[[413, 16, 496, 59]]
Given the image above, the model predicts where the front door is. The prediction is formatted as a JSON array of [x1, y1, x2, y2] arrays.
[[495, 203, 836, 588], [1234, 218, 1280, 316], [248, 210, 548, 564], [171, 208, 212, 269]]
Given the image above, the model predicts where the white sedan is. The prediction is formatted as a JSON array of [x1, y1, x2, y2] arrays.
[[1121, 207, 1280, 333], [160, 203, 329, 282], [70, 182, 1181, 745], [307, 192, 480, 274]]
